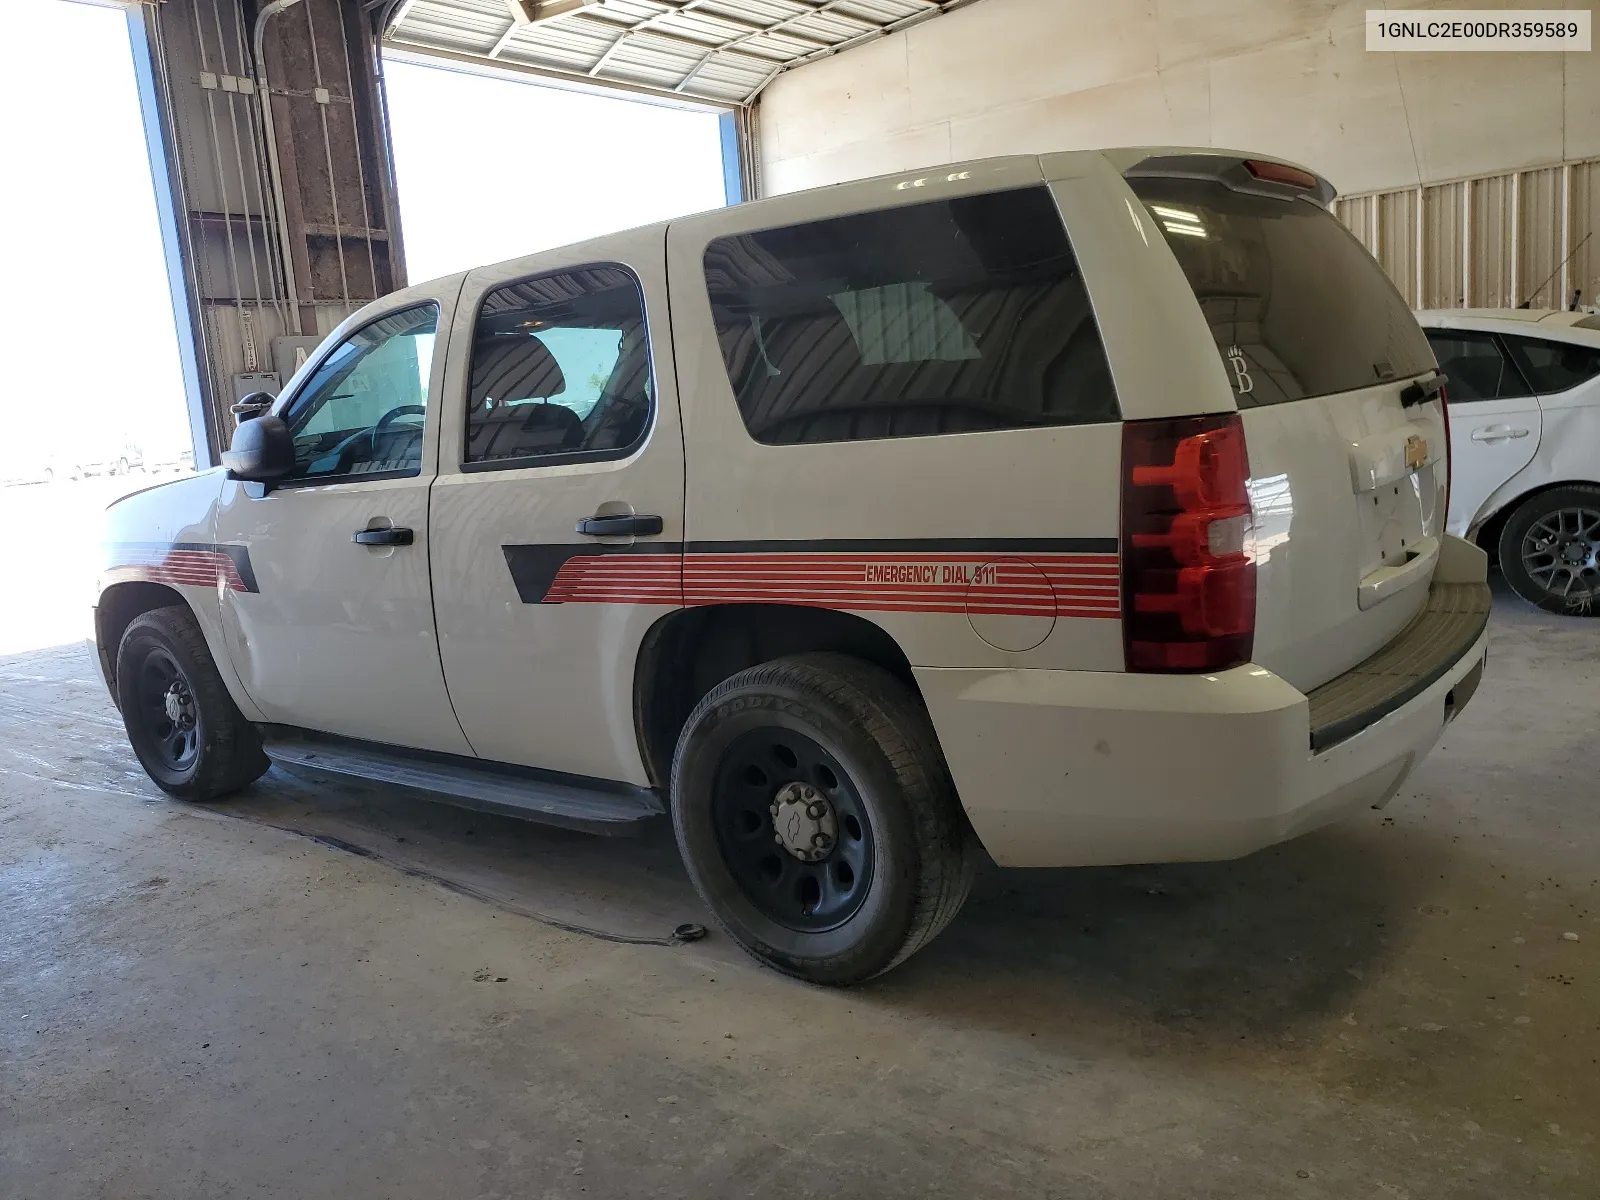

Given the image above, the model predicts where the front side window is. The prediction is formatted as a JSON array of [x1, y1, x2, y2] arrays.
[[282, 304, 438, 482], [1423, 330, 1531, 402], [465, 265, 653, 468], [702, 187, 1119, 446], [1502, 334, 1600, 395]]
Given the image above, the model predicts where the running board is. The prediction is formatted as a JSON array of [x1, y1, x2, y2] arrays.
[[260, 730, 664, 837]]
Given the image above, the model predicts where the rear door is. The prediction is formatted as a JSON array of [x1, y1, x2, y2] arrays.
[[1422, 327, 1541, 537], [427, 229, 684, 785], [1125, 160, 1448, 693]]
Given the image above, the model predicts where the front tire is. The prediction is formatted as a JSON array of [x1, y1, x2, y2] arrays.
[[670, 654, 975, 986], [1498, 485, 1600, 616], [116, 606, 269, 800]]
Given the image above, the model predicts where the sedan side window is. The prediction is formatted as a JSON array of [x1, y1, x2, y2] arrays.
[[281, 304, 439, 483], [1423, 330, 1530, 402], [1502, 334, 1600, 396]]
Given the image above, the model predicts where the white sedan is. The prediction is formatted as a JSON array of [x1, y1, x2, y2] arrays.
[[1419, 309, 1600, 614]]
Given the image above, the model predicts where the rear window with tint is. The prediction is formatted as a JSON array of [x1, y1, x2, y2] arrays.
[[1128, 177, 1434, 407], [702, 187, 1119, 445]]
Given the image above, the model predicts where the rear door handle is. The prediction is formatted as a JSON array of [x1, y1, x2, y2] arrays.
[[1470, 425, 1530, 443], [576, 514, 664, 537], [352, 527, 414, 546]]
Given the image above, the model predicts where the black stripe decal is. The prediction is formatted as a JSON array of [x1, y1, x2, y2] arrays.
[[503, 542, 683, 604]]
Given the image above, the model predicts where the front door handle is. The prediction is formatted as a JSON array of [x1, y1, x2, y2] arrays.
[[576, 514, 664, 537], [352, 527, 414, 546], [1470, 425, 1531, 443]]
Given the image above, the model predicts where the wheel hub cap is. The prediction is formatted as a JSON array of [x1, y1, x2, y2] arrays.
[[163, 682, 195, 729], [770, 782, 836, 862]]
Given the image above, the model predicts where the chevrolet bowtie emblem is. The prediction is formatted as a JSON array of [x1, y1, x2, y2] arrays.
[[1405, 434, 1429, 471]]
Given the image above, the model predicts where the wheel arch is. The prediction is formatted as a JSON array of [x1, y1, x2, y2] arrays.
[[632, 604, 922, 790], [94, 582, 194, 710], [1472, 477, 1600, 564]]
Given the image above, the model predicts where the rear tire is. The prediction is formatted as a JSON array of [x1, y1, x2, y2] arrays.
[[116, 606, 269, 800], [1497, 485, 1600, 616], [670, 653, 975, 986]]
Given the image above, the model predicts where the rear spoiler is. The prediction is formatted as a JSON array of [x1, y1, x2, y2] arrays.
[[1122, 153, 1337, 208]]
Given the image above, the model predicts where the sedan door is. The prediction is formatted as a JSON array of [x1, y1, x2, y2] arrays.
[[1426, 328, 1542, 537]]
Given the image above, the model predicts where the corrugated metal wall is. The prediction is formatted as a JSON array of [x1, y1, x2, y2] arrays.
[[1335, 156, 1600, 312]]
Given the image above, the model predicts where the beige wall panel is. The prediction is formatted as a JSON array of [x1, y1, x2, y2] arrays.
[[1394, 53, 1566, 183], [1572, 162, 1600, 305], [759, 0, 1596, 202], [763, 125, 954, 198], [1518, 167, 1564, 308], [1421, 181, 1465, 309], [945, 63, 1212, 161], [759, 35, 912, 165], [902, 0, 1162, 127], [1153, 0, 1365, 71]]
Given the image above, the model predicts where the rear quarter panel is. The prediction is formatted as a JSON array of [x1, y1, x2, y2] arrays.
[[666, 157, 1138, 671]]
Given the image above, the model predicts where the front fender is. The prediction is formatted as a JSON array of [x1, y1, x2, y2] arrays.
[[98, 469, 265, 722]]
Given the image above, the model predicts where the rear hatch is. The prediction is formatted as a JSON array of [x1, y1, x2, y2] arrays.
[[1126, 158, 1447, 693]]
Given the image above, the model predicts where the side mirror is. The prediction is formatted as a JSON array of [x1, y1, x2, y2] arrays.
[[230, 391, 275, 426], [221, 414, 294, 484]]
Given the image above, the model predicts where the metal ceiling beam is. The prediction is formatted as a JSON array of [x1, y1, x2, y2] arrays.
[[386, 0, 986, 105]]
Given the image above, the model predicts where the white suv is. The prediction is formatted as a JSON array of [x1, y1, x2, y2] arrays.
[[1418, 308, 1600, 614], [95, 149, 1490, 984]]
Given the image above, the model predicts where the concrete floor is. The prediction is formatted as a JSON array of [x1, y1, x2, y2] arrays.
[[1, 583, 1596, 1198]]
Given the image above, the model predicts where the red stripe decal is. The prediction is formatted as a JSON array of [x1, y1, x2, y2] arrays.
[[539, 551, 1121, 619], [106, 547, 249, 593]]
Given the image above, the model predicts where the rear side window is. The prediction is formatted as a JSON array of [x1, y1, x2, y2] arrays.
[[702, 187, 1119, 446], [465, 264, 652, 469], [1128, 177, 1434, 406], [1502, 334, 1600, 395], [1423, 330, 1531, 401]]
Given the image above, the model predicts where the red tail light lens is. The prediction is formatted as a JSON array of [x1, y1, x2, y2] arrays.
[[1122, 413, 1256, 672], [1243, 159, 1318, 190]]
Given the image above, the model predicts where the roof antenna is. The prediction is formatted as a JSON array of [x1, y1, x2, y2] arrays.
[[1519, 231, 1592, 308]]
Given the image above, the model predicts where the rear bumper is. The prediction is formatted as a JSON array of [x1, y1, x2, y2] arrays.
[[916, 566, 1491, 868]]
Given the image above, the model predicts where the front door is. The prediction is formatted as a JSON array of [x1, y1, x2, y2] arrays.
[[215, 295, 472, 755], [428, 232, 684, 784], [1425, 328, 1543, 537]]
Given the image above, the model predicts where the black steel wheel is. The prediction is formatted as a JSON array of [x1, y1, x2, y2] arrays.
[[133, 646, 201, 773], [710, 727, 875, 933], [116, 606, 269, 799], [671, 653, 976, 986], [1499, 485, 1600, 616]]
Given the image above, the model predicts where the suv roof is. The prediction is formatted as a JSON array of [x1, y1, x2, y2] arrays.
[[405, 146, 1333, 296]]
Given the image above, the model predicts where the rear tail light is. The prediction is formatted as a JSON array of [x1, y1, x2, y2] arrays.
[[1121, 413, 1256, 672]]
